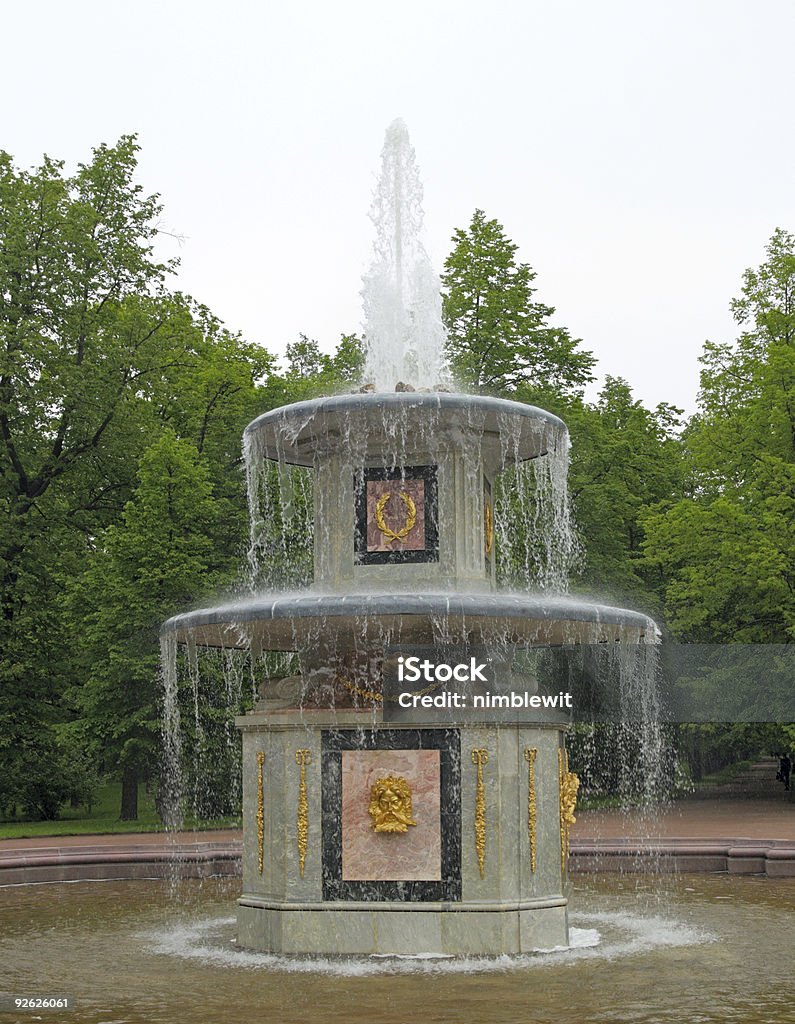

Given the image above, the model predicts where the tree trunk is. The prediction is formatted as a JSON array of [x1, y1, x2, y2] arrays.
[[120, 766, 138, 820]]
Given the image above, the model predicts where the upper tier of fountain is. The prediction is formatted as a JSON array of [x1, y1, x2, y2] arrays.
[[243, 391, 565, 466], [161, 120, 655, 653], [162, 386, 653, 651]]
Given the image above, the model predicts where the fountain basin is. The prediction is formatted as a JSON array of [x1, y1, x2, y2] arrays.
[[4, 875, 795, 1023]]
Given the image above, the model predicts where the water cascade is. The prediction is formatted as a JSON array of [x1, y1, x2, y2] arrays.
[[161, 121, 657, 955]]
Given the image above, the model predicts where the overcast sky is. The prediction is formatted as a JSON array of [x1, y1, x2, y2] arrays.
[[3, 0, 793, 414]]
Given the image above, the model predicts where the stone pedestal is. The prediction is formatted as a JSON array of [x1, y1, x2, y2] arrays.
[[236, 709, 570, 955]]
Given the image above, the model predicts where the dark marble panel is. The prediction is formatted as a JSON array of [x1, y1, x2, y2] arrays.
[[321, 728, 461, 901], [354, 465, 439, 565]]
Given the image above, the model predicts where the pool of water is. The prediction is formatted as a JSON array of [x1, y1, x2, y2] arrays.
[[1, 875, 793, 1023]]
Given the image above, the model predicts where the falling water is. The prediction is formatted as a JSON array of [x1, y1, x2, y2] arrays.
[[361, 119, 451, 391], [161, 119, 669, 855], [160, 632, 183, 831], [244, 428, 314, 592], [494, 411, 582, 593]]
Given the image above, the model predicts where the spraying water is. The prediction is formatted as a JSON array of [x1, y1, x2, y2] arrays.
[[361, 119, 451, 391]]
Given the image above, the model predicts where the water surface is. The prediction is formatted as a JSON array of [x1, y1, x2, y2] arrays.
[[1, 875, 793, 1023]]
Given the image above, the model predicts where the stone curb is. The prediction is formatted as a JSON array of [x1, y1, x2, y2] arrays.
[[2, 836, 794, 884], [570, 837, 795, 876], [0, 841, 242, 885]]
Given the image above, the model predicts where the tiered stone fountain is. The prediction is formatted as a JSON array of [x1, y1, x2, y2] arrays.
[[161, 121, 651, 956]]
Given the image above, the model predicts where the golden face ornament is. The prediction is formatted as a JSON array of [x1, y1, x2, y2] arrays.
[[368, 774, 417, 834]]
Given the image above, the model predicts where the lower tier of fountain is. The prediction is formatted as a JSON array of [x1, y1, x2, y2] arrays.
[[235, 709, 573, 955], [161, 591, 651, 956]]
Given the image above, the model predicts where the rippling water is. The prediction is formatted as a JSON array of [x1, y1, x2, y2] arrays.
[[1, 875, 793, 1023]]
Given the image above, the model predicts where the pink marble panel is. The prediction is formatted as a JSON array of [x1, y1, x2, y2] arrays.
[[341, 749, 441, 881], [366, 478, 426, 552]]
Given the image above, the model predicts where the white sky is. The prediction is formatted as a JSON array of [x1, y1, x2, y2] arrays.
[[3, 0, 793, 414]]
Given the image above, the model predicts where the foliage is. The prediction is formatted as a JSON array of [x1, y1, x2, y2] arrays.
[[0, 138, 270, 820], [642, 229, 795, 641], [440, 211, 683, 607], [676, 723, 794, 782], [67, 432, 226, 816], [1, 780, 163, 837], [441, 209, 596, 396], [565, 378, 684, 611], [0, 136, 175, 821], [279, 333, 364, 399]]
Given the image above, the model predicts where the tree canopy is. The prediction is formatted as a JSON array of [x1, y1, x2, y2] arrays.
[[0, 138, 271, 818], [1, 136, 792, 821], [643, 229, 795, 642], [441, 209, 596, 397]]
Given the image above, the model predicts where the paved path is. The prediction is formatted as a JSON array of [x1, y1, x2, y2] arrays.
[[0, 828, 241, 853], [572, 797, 795, 841], [3, 799, 793, 852], [2, 801, 795, 881]]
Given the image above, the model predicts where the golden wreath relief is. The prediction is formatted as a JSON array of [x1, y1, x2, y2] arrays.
[[374, 490, 417, 544], [368, 774, 417, 834]]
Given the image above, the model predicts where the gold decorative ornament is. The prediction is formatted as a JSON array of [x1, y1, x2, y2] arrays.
[[471, 748, 489, 879], [368, 775, 417, 834], [256, 751, 265, 874], [295, 749, 311, 878], [337, 673, 439, 705], [523, 747, 538, 874], [338, 675, 384, 703], [484, 499, 494, 557], [375, 490, 417, 544], [558, 747, 579, 874]]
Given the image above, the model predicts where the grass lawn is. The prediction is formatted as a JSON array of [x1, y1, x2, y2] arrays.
[[0, 782, 240, 840]]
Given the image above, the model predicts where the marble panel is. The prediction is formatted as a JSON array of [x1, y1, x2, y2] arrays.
[[322, 728, 461, 901], [354, 465, 438, 564], [341, 749, 441, 881], [366, 477, 427, 552]]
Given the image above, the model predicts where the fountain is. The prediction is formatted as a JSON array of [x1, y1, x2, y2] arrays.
[[160, 120, 654, 956]]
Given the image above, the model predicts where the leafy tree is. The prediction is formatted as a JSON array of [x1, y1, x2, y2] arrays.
[[0, 137, 272, 819], [439, 212, 684, 604], [71, 432, 225, 820], [643, 229, 795, 641], [0, 137, 177, 818], [279, 333, 364, 400], [566, 378, 684, 611], [441, 209, 595, 396]]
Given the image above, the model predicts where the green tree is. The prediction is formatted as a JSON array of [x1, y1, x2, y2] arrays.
[[0, 137, 177, 818], [279, 333, 364, 400], [643, 228, 795, 641], [441, 210, 595, 397], [567, 378, 684, 611], [72, 432, 224, 820], [0, 137, 273, 819]]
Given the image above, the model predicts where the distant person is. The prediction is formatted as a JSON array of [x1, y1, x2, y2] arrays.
[[778, 753, 791, 791]]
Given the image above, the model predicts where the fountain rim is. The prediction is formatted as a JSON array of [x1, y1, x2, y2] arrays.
[[161, 590, 653, 646], [243, 391, 568, 466]]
